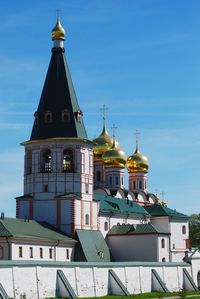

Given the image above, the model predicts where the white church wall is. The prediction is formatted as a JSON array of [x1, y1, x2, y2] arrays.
[[157, 236, 170, 262], [10, 241, 74, 261], [107, 235, 159, 261], [150, 216, 170, 232]]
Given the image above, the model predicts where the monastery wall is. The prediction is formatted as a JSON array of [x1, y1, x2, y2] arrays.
[[0, 260, 199, 299]]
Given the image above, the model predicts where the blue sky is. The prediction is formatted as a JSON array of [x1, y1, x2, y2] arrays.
[[0, 0, 200, 216]]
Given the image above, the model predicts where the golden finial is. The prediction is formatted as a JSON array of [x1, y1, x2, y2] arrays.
[[52, 12, 65, 41]]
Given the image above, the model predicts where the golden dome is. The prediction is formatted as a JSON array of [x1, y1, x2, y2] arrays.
[[93, 126, 113, 161], [102, 140, 126, 168], [126, 147, 149, 173], [52, 18, 65, 41]]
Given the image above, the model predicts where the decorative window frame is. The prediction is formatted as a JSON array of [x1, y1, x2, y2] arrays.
[[34, 112, 39, 125], [63, 149, 74, 172], [62, 109, 70, 122], [44, 110, 52, 123]]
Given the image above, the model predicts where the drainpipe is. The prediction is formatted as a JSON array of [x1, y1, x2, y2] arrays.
[[6, 237, 11, 260]]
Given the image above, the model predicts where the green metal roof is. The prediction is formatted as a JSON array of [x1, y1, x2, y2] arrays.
[[94, 192, 149, 216], [75, 229, 111, 262], [0, 218, 76, 243], [144, 205, 189, 219], [108, 223, 169, 235], [30, 47, 88, 141]]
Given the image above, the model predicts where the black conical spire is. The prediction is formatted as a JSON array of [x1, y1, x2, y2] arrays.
[[30, 20, 88, 141]]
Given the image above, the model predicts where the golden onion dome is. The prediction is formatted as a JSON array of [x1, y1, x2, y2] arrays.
[[52, 18, 65, 41], [126, 147, 149, 173], [102, 140, 126, 168], [93, 125, 113, 161]]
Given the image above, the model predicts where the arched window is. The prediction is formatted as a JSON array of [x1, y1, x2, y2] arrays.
[[97, 171, 101, 182], [63, 150, 73, 172], [109, 176, 112, 186], [75, 110, 83, 123], [0, 246, 3, 259], [104, 222, 108, 231], [85, 214, 89, 225], [139, 180, 142, 189], [161, 238, 165, 248], [62, 109, 70, 122], [116, 176, 119, 185], [162, 257, 166, 262], [42, 150, 52, 172], [34, 112, 39, 125], [44, 110, 52, 123], [182, 225, 186, 234], [26, 150, 32, 174]]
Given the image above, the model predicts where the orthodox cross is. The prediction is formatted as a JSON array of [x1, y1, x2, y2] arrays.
[[56, 9, 61, 19], [100, 104, 108, 122], [135, 129, 140, 149], [160, 191, 165, 200], [111, 124, 118, 138]]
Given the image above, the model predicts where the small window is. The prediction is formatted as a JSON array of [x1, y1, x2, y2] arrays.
[[173, 243, 175, 249], [62, 109, 70, 122], [85, 183, 89, 194], [117, 222, 120, 225], [34, 112, 39, 125], [139, 180, 142, 189], [85, 214, 89, 225], [19, 246, 23, 258], [75, 110, 83, 123], [162, 257, 166, 262], [49, 248, 53, 259], [44, 110, 52, 123], [29, 247, 33, 258], [42, 150, 52, 173], [116, 176, 119, 185], [109, 176, 112, 186], [121, 176, 124, 185], [66, 249, 69, 260], [97, 171, 101, 182], [104, 222, 108, 231], [161, 238, 165, 248], [43, 184, 48, 192], [98, 251, 104, 259], [63, 150, 73, 172], [0, 246, 3, 259], [182, 225, 186, 234], [40, 248, 43, 258]]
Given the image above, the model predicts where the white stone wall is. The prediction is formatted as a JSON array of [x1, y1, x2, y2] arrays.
[[0, 261, 195, 299], [107, 234, 167, 261]]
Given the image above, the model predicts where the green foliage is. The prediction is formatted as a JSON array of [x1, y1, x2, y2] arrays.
[[189, 213, 200, 248]]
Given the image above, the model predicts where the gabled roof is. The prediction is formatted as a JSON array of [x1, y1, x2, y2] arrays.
[[0, 218, 76, 243], [108, 223, 169, 236], [75, 229, 111, 262], [144, 205, 189, 219], [30, 47, 88, 141], [94, 192, 149, 216]]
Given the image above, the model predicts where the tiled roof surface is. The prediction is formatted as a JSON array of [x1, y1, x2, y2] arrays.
[[108, 223, 169, 235], [30, 47, 88, 141], [94, 192, 149, 216], [0, 218, 76, 242], [144, 205, 189, 219], [75, 229, 111, 262]]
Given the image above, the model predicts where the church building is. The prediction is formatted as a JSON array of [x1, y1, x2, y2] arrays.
[[0, 18, 189, 263]]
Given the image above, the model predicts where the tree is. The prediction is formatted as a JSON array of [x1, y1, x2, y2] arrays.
[[189, 214, 200, 248]]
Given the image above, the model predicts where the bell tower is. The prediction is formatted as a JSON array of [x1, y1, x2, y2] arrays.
[[16, 19, 99, 236]]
